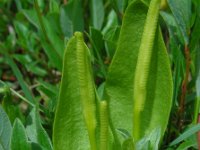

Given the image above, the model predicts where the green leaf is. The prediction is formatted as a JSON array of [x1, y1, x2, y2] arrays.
[[90, 0, 104, 29], [170, 124, 200, 146], [0, 105, 12, 150], [53, 32, 97, 150], [22, 9, 39, 29], [136, 128, 161, 150], [41, 41, 62, 71], [105, 0, 172, 142], [167, 0, 191, 44], [103, 26, 121, 58], [176, 140, 197, 150], [5, 55, 35, 104], [102, 10, 118, 34], [1, 85, 24, 124], [26, 107, 53, 150], [60, 6, 73, 38], [61, 0, 84, 34], [194, 43, 200, 121], [11, 119, 31, 150], [49, 0, 59, 13], [90, 27, 104, 54], [190, 14, 200, 51], [122, 138, 135, 150], [43, 16, 64, 57], [160, 11, 184, 47]]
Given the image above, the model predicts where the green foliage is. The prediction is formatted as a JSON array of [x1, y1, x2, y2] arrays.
[[0, 106, 12, 150], [53, 32, 95, 150], [0, 0, 200, 149], [11, 119, 31, 150]]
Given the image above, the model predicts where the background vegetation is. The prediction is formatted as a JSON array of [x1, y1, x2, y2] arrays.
[[0, 0, 200, 149]]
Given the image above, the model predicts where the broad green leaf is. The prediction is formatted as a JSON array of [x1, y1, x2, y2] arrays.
[[170, 124, 200, 146], [11, 119, 31, 150], [26, 107, 53, 150], [0, 105, 12, 150], [53, 32, 97, 150], [133, 0, 170, 141], [167, 0, 191, 44], [90, 0, 104, 29], [105, 0, 172, 142], [105, 0, 146, 135]]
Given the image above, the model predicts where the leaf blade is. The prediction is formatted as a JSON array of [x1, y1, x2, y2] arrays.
[[53, 32, 97, 150], [0, 106, 12, 150]]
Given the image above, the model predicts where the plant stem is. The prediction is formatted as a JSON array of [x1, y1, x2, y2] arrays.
[[178, 44, 190, 130]]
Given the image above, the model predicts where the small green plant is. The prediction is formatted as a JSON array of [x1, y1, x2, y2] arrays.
[[53, 0, 173, 149], [0, 0, 199, 149]]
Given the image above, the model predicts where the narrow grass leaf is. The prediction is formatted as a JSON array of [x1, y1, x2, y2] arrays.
[[176, 140, 197, 150], [170, 124, 200, 146], [5, 56, 35, 104]]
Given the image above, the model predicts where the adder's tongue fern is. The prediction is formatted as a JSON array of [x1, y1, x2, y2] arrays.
[[133, 0, 161, 140], [75, 32, 97, 150], [99, 100, 109, 150]]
